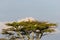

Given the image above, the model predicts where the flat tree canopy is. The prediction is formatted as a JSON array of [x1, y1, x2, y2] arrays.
[[1, 17, 57, 40]]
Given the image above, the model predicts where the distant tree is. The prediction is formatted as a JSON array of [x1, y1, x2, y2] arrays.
[[1, 18, 57, 40], [18, 20, 57, 40]]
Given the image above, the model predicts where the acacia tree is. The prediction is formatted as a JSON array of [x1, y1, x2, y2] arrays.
[[18, 20, 57, 40], [1, 18, 57, 40]]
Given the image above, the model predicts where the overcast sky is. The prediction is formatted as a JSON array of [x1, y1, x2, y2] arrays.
[[0, 0, 60, 40]]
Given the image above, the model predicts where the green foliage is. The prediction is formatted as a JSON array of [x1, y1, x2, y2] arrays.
[[1, 19, 57, 40]]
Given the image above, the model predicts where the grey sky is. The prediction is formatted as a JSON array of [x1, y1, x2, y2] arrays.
[[0, 0, 60, 40], [0, 0, 60, 22]]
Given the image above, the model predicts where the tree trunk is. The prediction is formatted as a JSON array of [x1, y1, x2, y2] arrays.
[[36, 37, 40, 40], [29, 32, 34, 40], [17, 32, 24, 40], [36, 33, 40, 40]]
